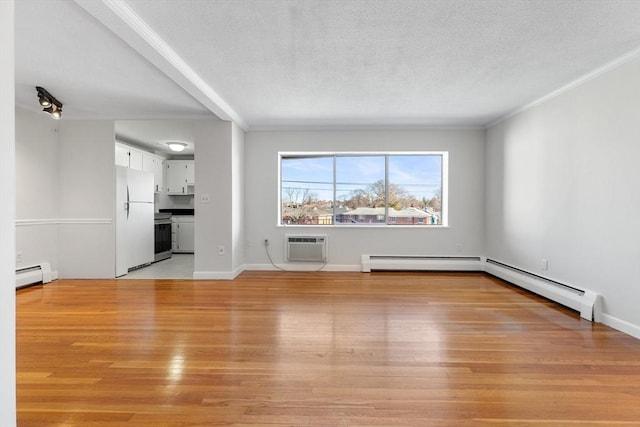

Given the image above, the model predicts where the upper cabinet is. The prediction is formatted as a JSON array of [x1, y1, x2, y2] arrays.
[[115, 142, 164, 193], [129, 150, 143, 170], [166, 160, 195, 195], [142, 152, 164, 193], [185, 161, 195, 185], [115, 144, 131, 168]]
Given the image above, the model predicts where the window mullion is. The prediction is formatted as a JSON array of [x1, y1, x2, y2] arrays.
[[332, 155, 337, 225], [384, 155, 389, 224]]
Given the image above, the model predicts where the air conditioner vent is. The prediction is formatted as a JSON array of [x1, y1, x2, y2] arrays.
[[285, 235, 327, 262]]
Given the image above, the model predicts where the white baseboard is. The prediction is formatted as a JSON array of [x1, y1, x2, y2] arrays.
[[244, 263, 361, 272], [600, 313, 640, 339]]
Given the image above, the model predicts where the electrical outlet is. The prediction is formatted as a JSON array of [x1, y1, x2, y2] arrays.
[[264, 239, 269, 247], [218, 245, 225, 256], [200, 193, 210, 203], [16, 251, 23, 264]]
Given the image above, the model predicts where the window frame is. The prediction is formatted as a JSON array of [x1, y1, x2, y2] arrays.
[[278, 151, 448, 227]]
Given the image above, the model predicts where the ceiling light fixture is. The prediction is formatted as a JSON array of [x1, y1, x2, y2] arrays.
[[167, 142, 187, 152], [36, 86, 63, 119]]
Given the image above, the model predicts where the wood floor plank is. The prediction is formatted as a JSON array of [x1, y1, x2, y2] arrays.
[[16, 272, 640, 426]]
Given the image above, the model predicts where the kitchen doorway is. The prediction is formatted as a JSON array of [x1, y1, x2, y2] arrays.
[[115, 120, 196, 280]]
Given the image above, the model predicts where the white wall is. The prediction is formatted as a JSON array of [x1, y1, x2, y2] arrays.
[[14, 112, 118, 279], [15, 108, 59, 275], [231, 122, 245, 271], [193, 119, 237, 278], [486, 55, 640, 336], [57, 120, 116, 278], [0, 1, 16, 424], [244, 129, 485, 269]]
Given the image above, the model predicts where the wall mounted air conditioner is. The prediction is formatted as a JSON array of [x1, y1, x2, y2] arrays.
[[285, 235, 328, 262]]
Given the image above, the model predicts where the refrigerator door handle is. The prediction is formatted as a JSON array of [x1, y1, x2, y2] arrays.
[[126, 186, 130, 219]]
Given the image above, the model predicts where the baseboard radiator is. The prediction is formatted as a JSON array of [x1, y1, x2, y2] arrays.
[[484, 259, 601, 322], [361, 255, 483, 272], [16, 262, 53, 289], [360, 255, 601, 322]]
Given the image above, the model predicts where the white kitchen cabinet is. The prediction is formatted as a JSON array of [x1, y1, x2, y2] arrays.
[[186, 163, 195, 184], [129, 149, 143, 170], [116, 143, 165, 192], [115, 144, 131, 167], [171, 215, 194, 253], [154, 157, 164, 193], [166, 160, 195, 195], [142, 152, 164, 193], [177, 221, 195, 253], [115, 142, 144, 170]]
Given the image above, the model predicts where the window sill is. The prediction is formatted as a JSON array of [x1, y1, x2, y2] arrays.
[[277, 224, 449, 229]]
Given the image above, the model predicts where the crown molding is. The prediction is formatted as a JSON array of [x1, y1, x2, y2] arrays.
[[486, 46, 640, 129], [74, 0, 247, 130], [249, 123, 485, 132]]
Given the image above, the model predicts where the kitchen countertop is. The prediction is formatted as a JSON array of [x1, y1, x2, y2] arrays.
[[159, 209, 195, 216]]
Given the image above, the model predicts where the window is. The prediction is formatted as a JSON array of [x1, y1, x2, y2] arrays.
[[336, 156, 385, 224], [280, 152, 447, 226], [280, 156, 333, 225]]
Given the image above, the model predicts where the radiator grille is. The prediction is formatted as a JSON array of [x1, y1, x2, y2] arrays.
[[361, 255, 483, 272], [16, 262, 52, 289], [485, 258, 584, 295], [285, 235, 327, 262]]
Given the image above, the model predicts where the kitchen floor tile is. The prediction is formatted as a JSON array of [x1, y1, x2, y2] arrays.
[[122, 254, 194, 279]]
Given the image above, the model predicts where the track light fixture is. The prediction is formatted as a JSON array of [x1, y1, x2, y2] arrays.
[[36, 86, 63, 119], [43, 105, 62, 119]]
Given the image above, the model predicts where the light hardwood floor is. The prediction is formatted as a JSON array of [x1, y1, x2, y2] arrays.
[[16, 272, 640, 426]]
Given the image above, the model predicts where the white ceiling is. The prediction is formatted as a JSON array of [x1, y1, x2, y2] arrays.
[[14, 0, 640, 136], [14, 0, 212, 121], [115, 120, 197, 156]]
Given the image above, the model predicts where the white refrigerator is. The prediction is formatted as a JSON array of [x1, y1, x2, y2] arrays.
[[116, 166, 154, 277]]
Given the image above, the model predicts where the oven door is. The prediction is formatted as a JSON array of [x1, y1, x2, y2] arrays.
[[154, 220, 173, 261]]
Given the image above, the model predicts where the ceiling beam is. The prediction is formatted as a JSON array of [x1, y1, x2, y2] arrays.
[[74, 0, 247, 129]]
